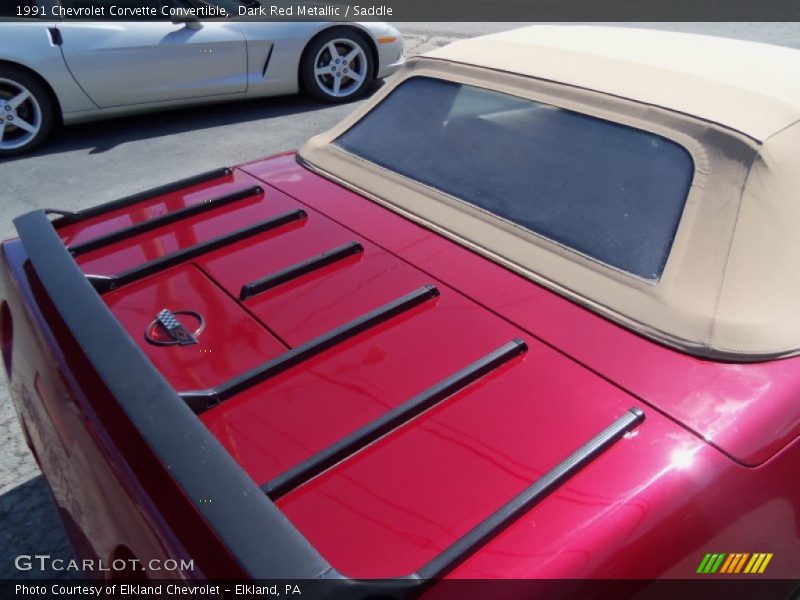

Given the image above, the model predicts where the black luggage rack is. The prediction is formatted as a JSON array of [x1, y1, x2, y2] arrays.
[[18, 169, 645, 597]]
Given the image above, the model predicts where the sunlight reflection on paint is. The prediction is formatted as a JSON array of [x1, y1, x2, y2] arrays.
[[670, 445, 700, 470]]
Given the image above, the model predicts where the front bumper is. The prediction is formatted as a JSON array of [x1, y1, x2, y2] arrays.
[[373, 29, 406, 79]]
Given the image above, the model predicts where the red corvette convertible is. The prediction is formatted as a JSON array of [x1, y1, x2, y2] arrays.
[[2, 26, 800, 594]]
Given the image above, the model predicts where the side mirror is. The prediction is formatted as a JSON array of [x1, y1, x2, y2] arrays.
[[171, 13, 203, 30]]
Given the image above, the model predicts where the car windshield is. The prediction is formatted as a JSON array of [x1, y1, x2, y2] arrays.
[[335, 77, 694, 280]]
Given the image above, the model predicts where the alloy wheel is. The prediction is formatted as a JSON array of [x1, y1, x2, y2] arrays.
[[313, 38, 369, 99], [0, 78, 42, 151]]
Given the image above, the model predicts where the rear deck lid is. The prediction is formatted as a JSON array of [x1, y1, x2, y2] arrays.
[[52, 166, 670, 579]]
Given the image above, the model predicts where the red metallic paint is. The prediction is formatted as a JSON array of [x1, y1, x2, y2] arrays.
[[2, 152, 799, 585]]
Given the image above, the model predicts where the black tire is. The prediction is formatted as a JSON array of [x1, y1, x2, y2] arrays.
[[0, 66, 55, 158], [300, 28, 375, 103]]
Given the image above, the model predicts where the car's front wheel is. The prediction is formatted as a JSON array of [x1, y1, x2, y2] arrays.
[[300, 29, 375, 103], [0, 67, 55, 158]]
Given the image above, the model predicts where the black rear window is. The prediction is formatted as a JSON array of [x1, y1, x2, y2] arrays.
[[336, 77, 694, 280]]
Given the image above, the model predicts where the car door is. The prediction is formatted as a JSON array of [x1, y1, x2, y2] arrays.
[[55, 0, 247, 107]]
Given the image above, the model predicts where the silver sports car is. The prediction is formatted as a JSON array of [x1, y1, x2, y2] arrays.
[[0, 1, 405, 156]]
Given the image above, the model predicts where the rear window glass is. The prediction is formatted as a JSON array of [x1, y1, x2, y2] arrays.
[[335, 77, 694, 280]]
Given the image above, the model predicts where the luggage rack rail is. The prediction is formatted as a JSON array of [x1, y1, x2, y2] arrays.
[[413, 407, 644, 581], [263, 338, 528, 499], [85, 209, 307, 293], [68, 185, 264, 257], [240, 240, 364, 300], [179, 284, 440, 414], [45, 167, 233, 225]]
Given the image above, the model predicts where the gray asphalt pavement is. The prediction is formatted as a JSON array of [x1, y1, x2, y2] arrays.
[[1, 22, 799, 579]]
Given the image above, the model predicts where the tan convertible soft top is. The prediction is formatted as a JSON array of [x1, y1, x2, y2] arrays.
[[300, 26, 800, 361]]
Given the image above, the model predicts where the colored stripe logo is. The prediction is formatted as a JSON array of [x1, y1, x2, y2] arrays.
[[697, 553, 773, 574]]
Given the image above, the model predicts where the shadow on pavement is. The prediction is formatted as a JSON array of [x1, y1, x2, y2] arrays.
[[2, 94, 337, 162], [0, 476, 76, 580]]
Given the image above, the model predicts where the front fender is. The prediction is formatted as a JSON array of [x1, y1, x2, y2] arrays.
[[0, 22, 97, 113]]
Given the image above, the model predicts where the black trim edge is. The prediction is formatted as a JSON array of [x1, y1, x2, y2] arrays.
[[240, 241, 364, 300], [69, 186, 264, 256], [414, 407, 645, 580], [263, 338, 528, 499], [88, 209, 307, 293], [46, 167, 233, 226], [180, 285, 440, 413]]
